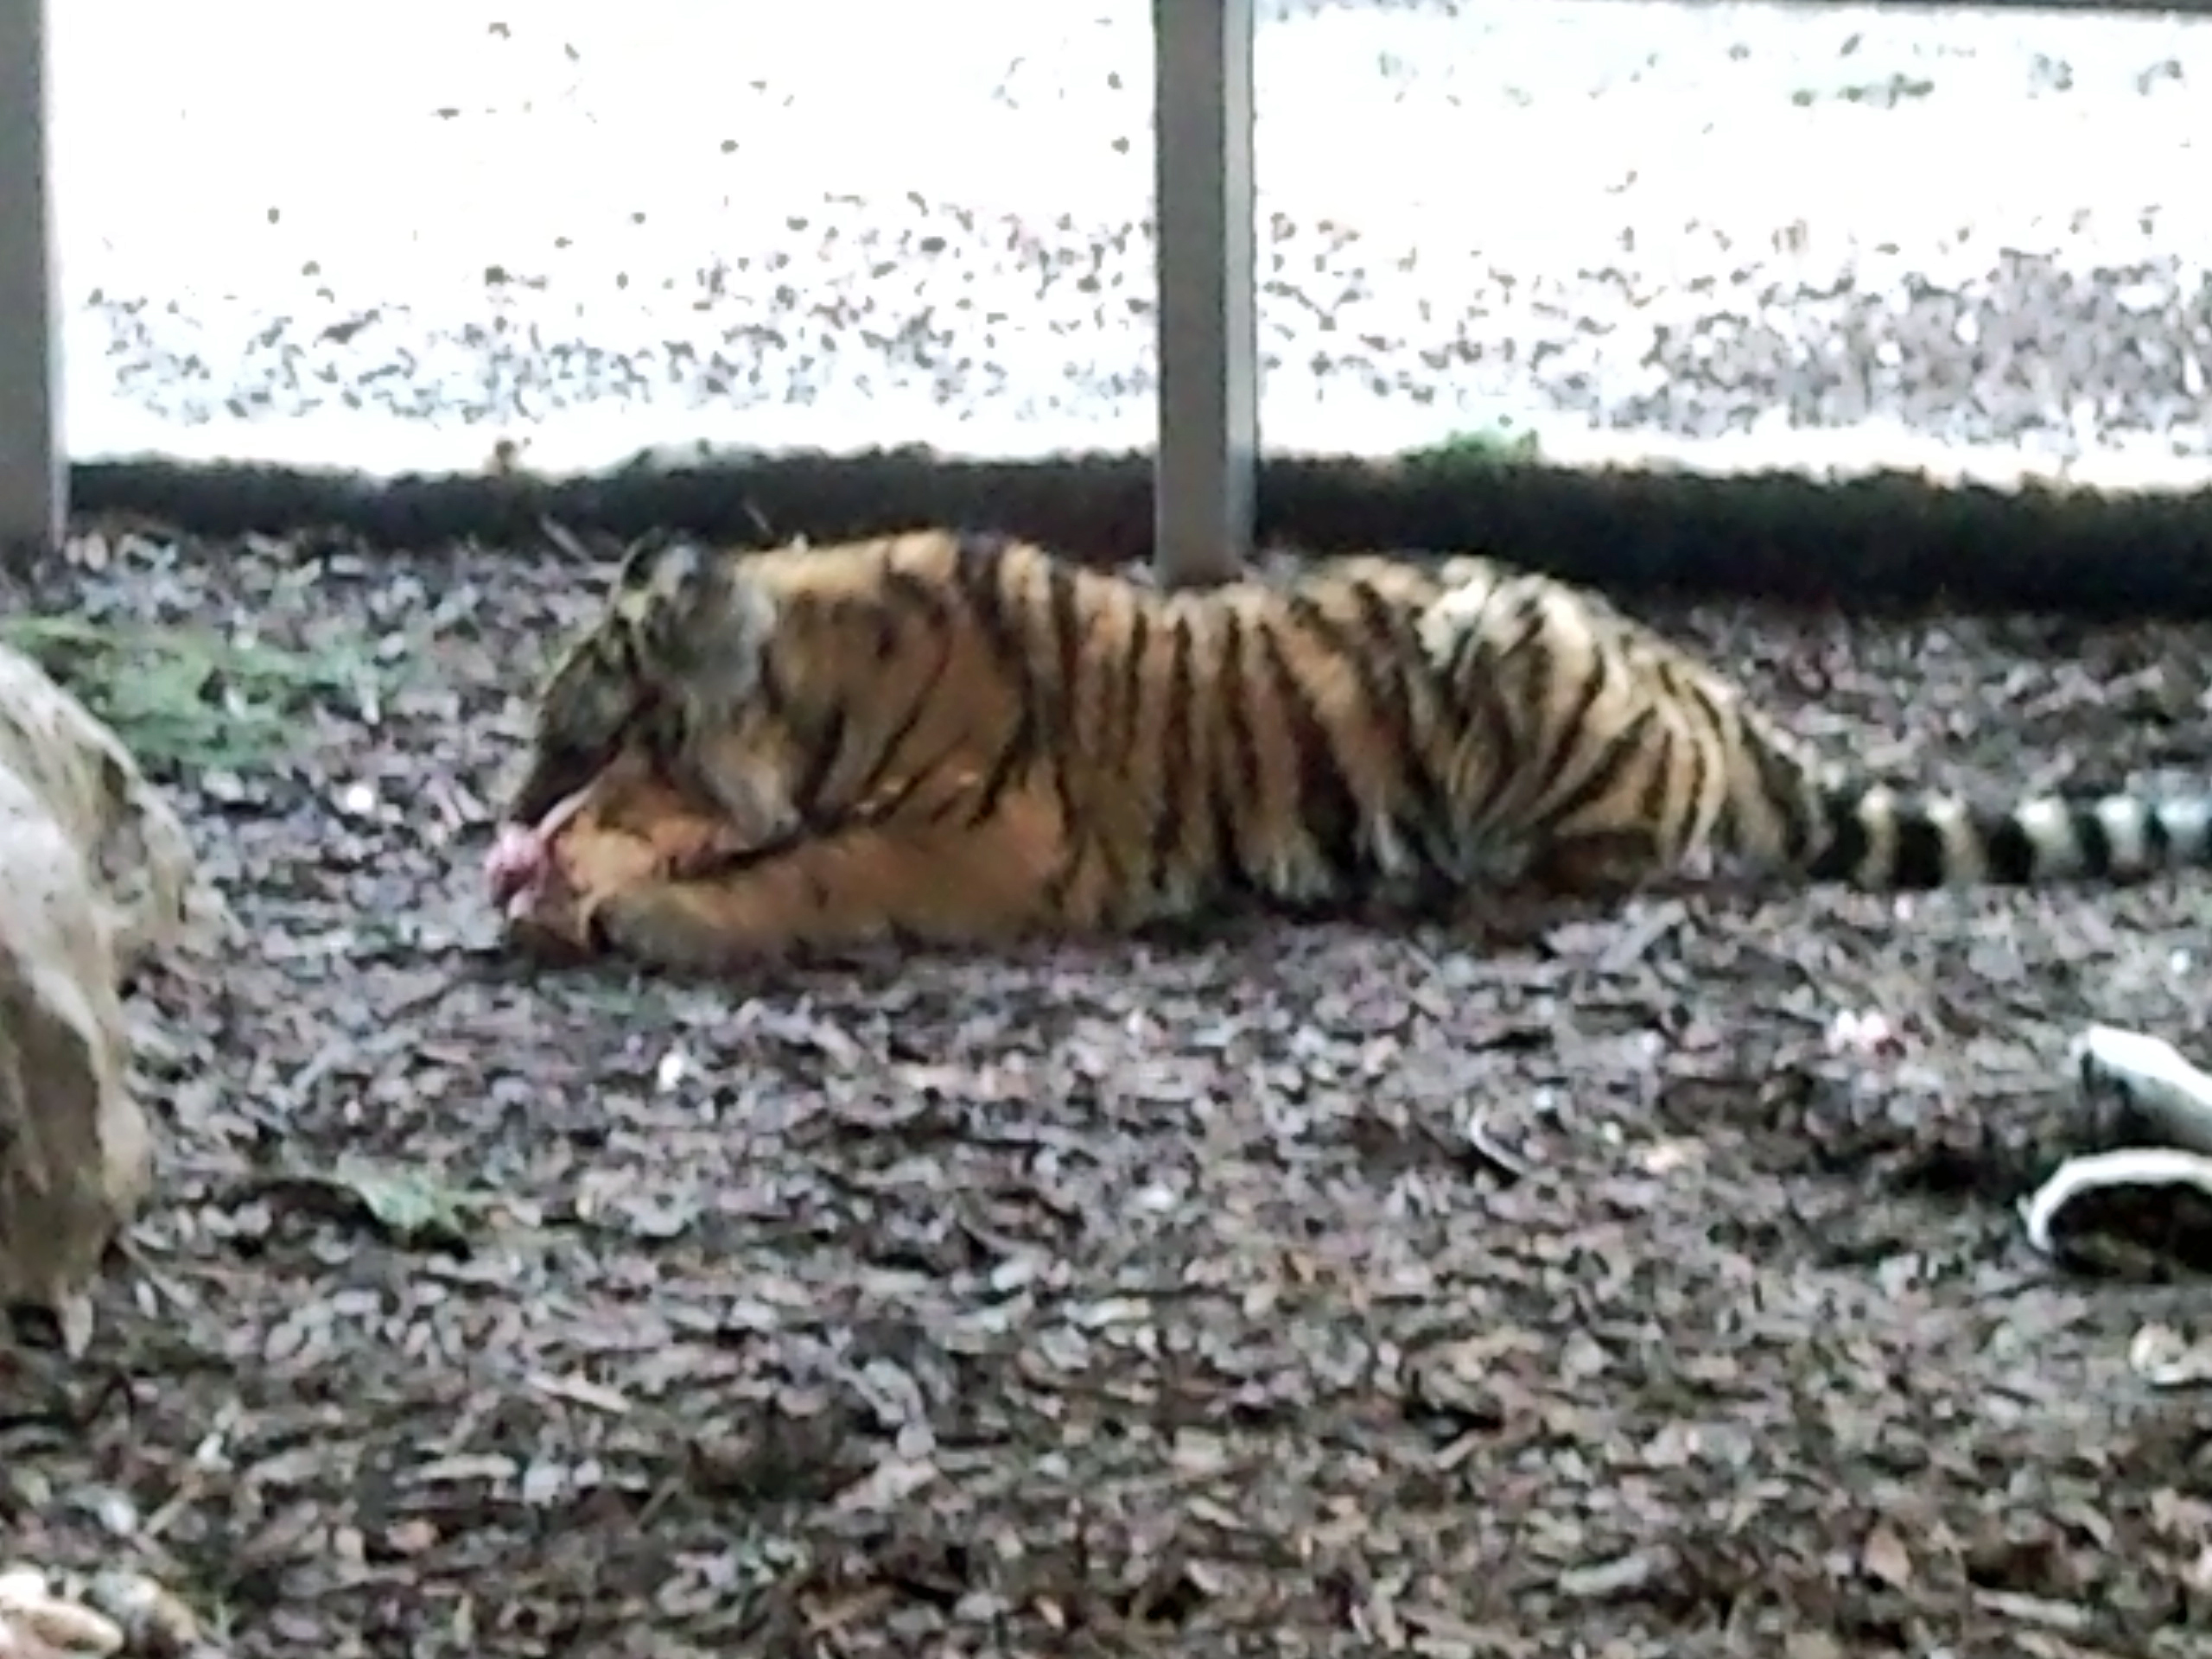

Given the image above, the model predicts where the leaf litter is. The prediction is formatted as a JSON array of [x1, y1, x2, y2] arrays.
[[3, 525, 2212, 1654]]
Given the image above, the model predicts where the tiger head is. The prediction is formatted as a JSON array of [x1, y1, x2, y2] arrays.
[[503, 529, 781, 830]]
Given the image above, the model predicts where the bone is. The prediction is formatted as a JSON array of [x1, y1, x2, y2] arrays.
[[484, 823, 549, 907], [485, 782, 601, 911]]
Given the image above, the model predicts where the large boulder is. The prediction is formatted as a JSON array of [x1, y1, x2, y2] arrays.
[[0, 645, 207, 1348]]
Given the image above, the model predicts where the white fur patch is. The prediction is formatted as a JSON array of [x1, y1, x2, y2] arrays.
[[2094, 796, 2152, 871], [2013, 798, 2077, 868], [1416, 577, 1495, 665], [2152, 796, 2212, 861]]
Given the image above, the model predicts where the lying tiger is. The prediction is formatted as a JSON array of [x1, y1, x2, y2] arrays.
[[484, 526, 2212, 970]]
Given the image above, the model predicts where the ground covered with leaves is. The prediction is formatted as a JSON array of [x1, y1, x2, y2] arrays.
[[4, 524, 2212, 1657]]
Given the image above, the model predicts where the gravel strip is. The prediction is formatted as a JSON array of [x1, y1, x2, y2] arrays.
[[51, 0, 2212, 483]]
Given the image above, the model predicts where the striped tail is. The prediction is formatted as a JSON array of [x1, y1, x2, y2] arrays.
[[1802, 783, 2212, 890]]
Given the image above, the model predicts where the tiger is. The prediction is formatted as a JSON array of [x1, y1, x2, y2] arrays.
[[483, 525, 2212, 970]]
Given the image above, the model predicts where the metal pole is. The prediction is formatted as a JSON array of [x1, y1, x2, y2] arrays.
[[1152, 0, 1256, 588], [0, 0, 60, 562]]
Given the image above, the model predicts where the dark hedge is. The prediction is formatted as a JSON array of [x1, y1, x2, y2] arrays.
[[62, 449, 2212, 620]]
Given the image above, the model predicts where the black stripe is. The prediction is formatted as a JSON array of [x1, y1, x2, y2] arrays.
[[823, 557, 969, 812], [1146, 614, 1198, 885], [951, 535, 1056, 826], [1211, 609, 1260, 893], [1541, 704, 1657, 826], [1459, 666, 1522, 836], [1980, 812, 2038, 885], [681, 759, 950, 885], [1738, 724, 1818, 866], [883, 567, 954, 631], [1523, 631, 1611, 803], [1007, 553, 1086, 857], [1632, 722, 1688, 847], [1288, 592, 1389, 711], [1660, 675, 1729, 852], [861, 596, 899, 662], [1047, 559, 1086, 732], [1109, 607, 1151, 760], [963, 702, 1037, 829], [1050, 603, 1152, 910], [1282, 594, 1390, 881], [752, 644, 794, 721], [1805, 786, 1870, 882], [853, 633, 954, 809], [1346, 581, 1457, 874], [1452, 588, 1548, 688], [950, 550, 1052, 826], [787, 703, 849, 820], [1255, 618, 1363, 893], [1433, 580, 1533, 684], [2072, 805, 2113, 880], [954, 532, 1026, 685], [2141, 803, 2173, 867], [1885, 810, 1949, 890], [1814, 787, 1866, 885], [1039, 570, 1102, 849]]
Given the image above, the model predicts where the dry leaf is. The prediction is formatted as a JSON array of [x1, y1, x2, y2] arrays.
[[1861, 1525, 1913, 1588]]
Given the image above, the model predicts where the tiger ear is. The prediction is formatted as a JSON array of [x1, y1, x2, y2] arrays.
[[539, 515, 599, 563], [616, 537, 776, 696], [609, 529, 699, 603]]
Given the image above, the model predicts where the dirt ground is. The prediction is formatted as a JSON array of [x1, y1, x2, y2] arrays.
[[6, 526, 2212, 1658]]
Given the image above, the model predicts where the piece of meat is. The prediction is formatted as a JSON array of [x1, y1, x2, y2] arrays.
[[488, 762, 750, 949], [485, 822, 550, 912], [484, 784, 600, 914]]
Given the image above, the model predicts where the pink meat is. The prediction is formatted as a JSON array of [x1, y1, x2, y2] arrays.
[[484, 823, 550, 913], [484, 785, 595, 917]]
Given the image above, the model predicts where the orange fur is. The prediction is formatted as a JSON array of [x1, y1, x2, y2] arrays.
[[498, 527, 2212, 971]]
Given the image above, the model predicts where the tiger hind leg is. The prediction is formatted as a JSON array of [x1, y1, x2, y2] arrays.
[[1439, 830, 1681, 952]]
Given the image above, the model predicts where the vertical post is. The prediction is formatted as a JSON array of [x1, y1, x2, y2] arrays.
[[0, 0, 61, 562], [1152, 0, 1256, 589]]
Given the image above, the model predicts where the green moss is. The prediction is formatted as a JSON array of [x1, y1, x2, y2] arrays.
[[1397, 422, 1543, 475], [0, 614, 388, 771]]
